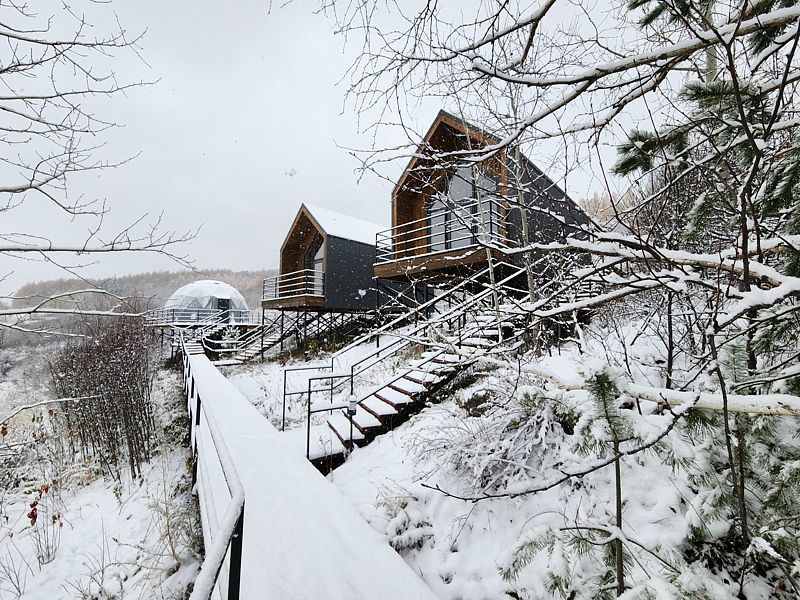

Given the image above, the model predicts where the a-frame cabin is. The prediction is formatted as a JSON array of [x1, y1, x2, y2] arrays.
[[263, 203, 383, 312], [373, 110, 590, 283]]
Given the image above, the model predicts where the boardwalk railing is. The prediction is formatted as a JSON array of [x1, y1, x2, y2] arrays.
[[182, 339, 245, 600]]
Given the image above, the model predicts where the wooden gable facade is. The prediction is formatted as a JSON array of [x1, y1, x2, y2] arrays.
[[262, 204, 380, 313], [373, 110, 589, 282]]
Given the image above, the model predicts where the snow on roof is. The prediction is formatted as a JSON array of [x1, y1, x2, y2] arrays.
[[302, 203, 385, 246]]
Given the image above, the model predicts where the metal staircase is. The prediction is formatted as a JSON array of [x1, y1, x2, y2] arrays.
[[166, 310, 227, 349], [278, 261, 530, 472], [201, 310, 379, 365], [202, 311, 319, 363], [305, 303, 527, 472]]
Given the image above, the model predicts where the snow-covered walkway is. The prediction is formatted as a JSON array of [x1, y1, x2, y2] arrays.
[[185, 351, 437, 600]]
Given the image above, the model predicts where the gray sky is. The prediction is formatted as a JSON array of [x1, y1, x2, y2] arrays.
[[0, 1, 407, 295], [1, 0, 606, 297]]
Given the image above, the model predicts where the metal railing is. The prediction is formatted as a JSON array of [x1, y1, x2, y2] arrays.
[[182, 337, 245, 600], [146, 307, 261, 326], [303, 304, 528, 457], [280, 263, 529, 452], [202, 311, 283, 356], [375, 197, 516, 264], [312, 316, 529, 454], [263, 269, 324, 300]]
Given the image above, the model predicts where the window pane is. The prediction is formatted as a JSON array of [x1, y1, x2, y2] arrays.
[[475, 171, 500, 242], [448, 166, 474, 205], [428, 195, 446, 252]]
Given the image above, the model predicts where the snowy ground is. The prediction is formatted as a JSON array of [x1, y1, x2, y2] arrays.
[[8, 447, 199, 600], [222, 320, 797, 599], [0, 346, 55, 418], [0, 358, 201, 600]]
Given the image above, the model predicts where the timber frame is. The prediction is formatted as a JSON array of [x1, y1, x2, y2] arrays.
[[378, 111, 510, 280], [374, 109, 590, 283]]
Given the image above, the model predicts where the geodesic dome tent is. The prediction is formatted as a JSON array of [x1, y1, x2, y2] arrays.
[[164, 280, 249, 323]]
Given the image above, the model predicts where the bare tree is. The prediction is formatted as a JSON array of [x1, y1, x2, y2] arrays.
[[0, 1, 195, 334], [317, 0, 800, 595]]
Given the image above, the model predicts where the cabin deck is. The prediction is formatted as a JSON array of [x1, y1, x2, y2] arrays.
[[373, 245, 508, 281], [261, 294, 326, 310]]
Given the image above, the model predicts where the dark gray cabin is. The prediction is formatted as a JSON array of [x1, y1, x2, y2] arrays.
[[262, 204, 381, 313]]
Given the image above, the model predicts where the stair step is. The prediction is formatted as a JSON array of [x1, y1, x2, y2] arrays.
[[361, 395, 399, 418], [351, 407, 382, 432], [407, 359, 453, 374], [445, 336, 494, 348], [477, 326, 517, 335], [307, 425, 346, 460], [390, 377, 427, 395], [328, 413, 366, 445], [421, 351, 461, 363], [475, 312, 518, 324], [375, 387, 415, 409], [405, 369, 444, 385]]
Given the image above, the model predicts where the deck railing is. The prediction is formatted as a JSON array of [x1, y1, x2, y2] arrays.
[[262, 269, 324, 300], [145, 308, 260, 326], [375, 197, 516, 264]]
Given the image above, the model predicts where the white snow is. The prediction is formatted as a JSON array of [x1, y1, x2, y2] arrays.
[[185, 350, 437, 600], [14, 449, 199, 600], [302, 202, 386, 246]]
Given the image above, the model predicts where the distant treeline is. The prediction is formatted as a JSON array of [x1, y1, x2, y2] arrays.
[[12, 268, 277, 311]]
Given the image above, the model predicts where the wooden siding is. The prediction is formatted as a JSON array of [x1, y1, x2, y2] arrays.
[[390, 111, 509, 266], [280, 210, 325, 275]]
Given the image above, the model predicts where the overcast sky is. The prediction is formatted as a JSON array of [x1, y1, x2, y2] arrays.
[[0, 1, 605, 297]]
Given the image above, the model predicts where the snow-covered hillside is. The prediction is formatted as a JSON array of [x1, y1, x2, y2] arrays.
[[0, 355, 201, 599], [225, 310, 800, 599]]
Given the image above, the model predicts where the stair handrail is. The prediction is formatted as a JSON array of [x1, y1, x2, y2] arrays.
[[289, 265, 522, 387], [282, 264, 528, 429], [299, 296, 520, 405], [203, 324, 263, 354], [201, 312, 283, 354], [172, 310, 228, 343], [281, 262, 508, 382], [304, 309, 529, 458], [332, 262, 512, 359]]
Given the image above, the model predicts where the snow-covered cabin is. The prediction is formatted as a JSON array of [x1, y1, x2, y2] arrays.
[[373, 110, 590, 282], [164, 280, 250, 323], [262, 204, 383, 312]]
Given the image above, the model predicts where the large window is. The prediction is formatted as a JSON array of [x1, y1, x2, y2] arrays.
[[428, 165, 499, 252], [303, 234, 324, 295]]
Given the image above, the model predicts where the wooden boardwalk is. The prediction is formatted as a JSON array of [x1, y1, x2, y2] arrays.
[[183, 348, 437, 600]]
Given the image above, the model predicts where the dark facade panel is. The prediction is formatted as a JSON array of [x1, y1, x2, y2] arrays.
[[324, 236, 379, 312], [503, 154, 591, 273]]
